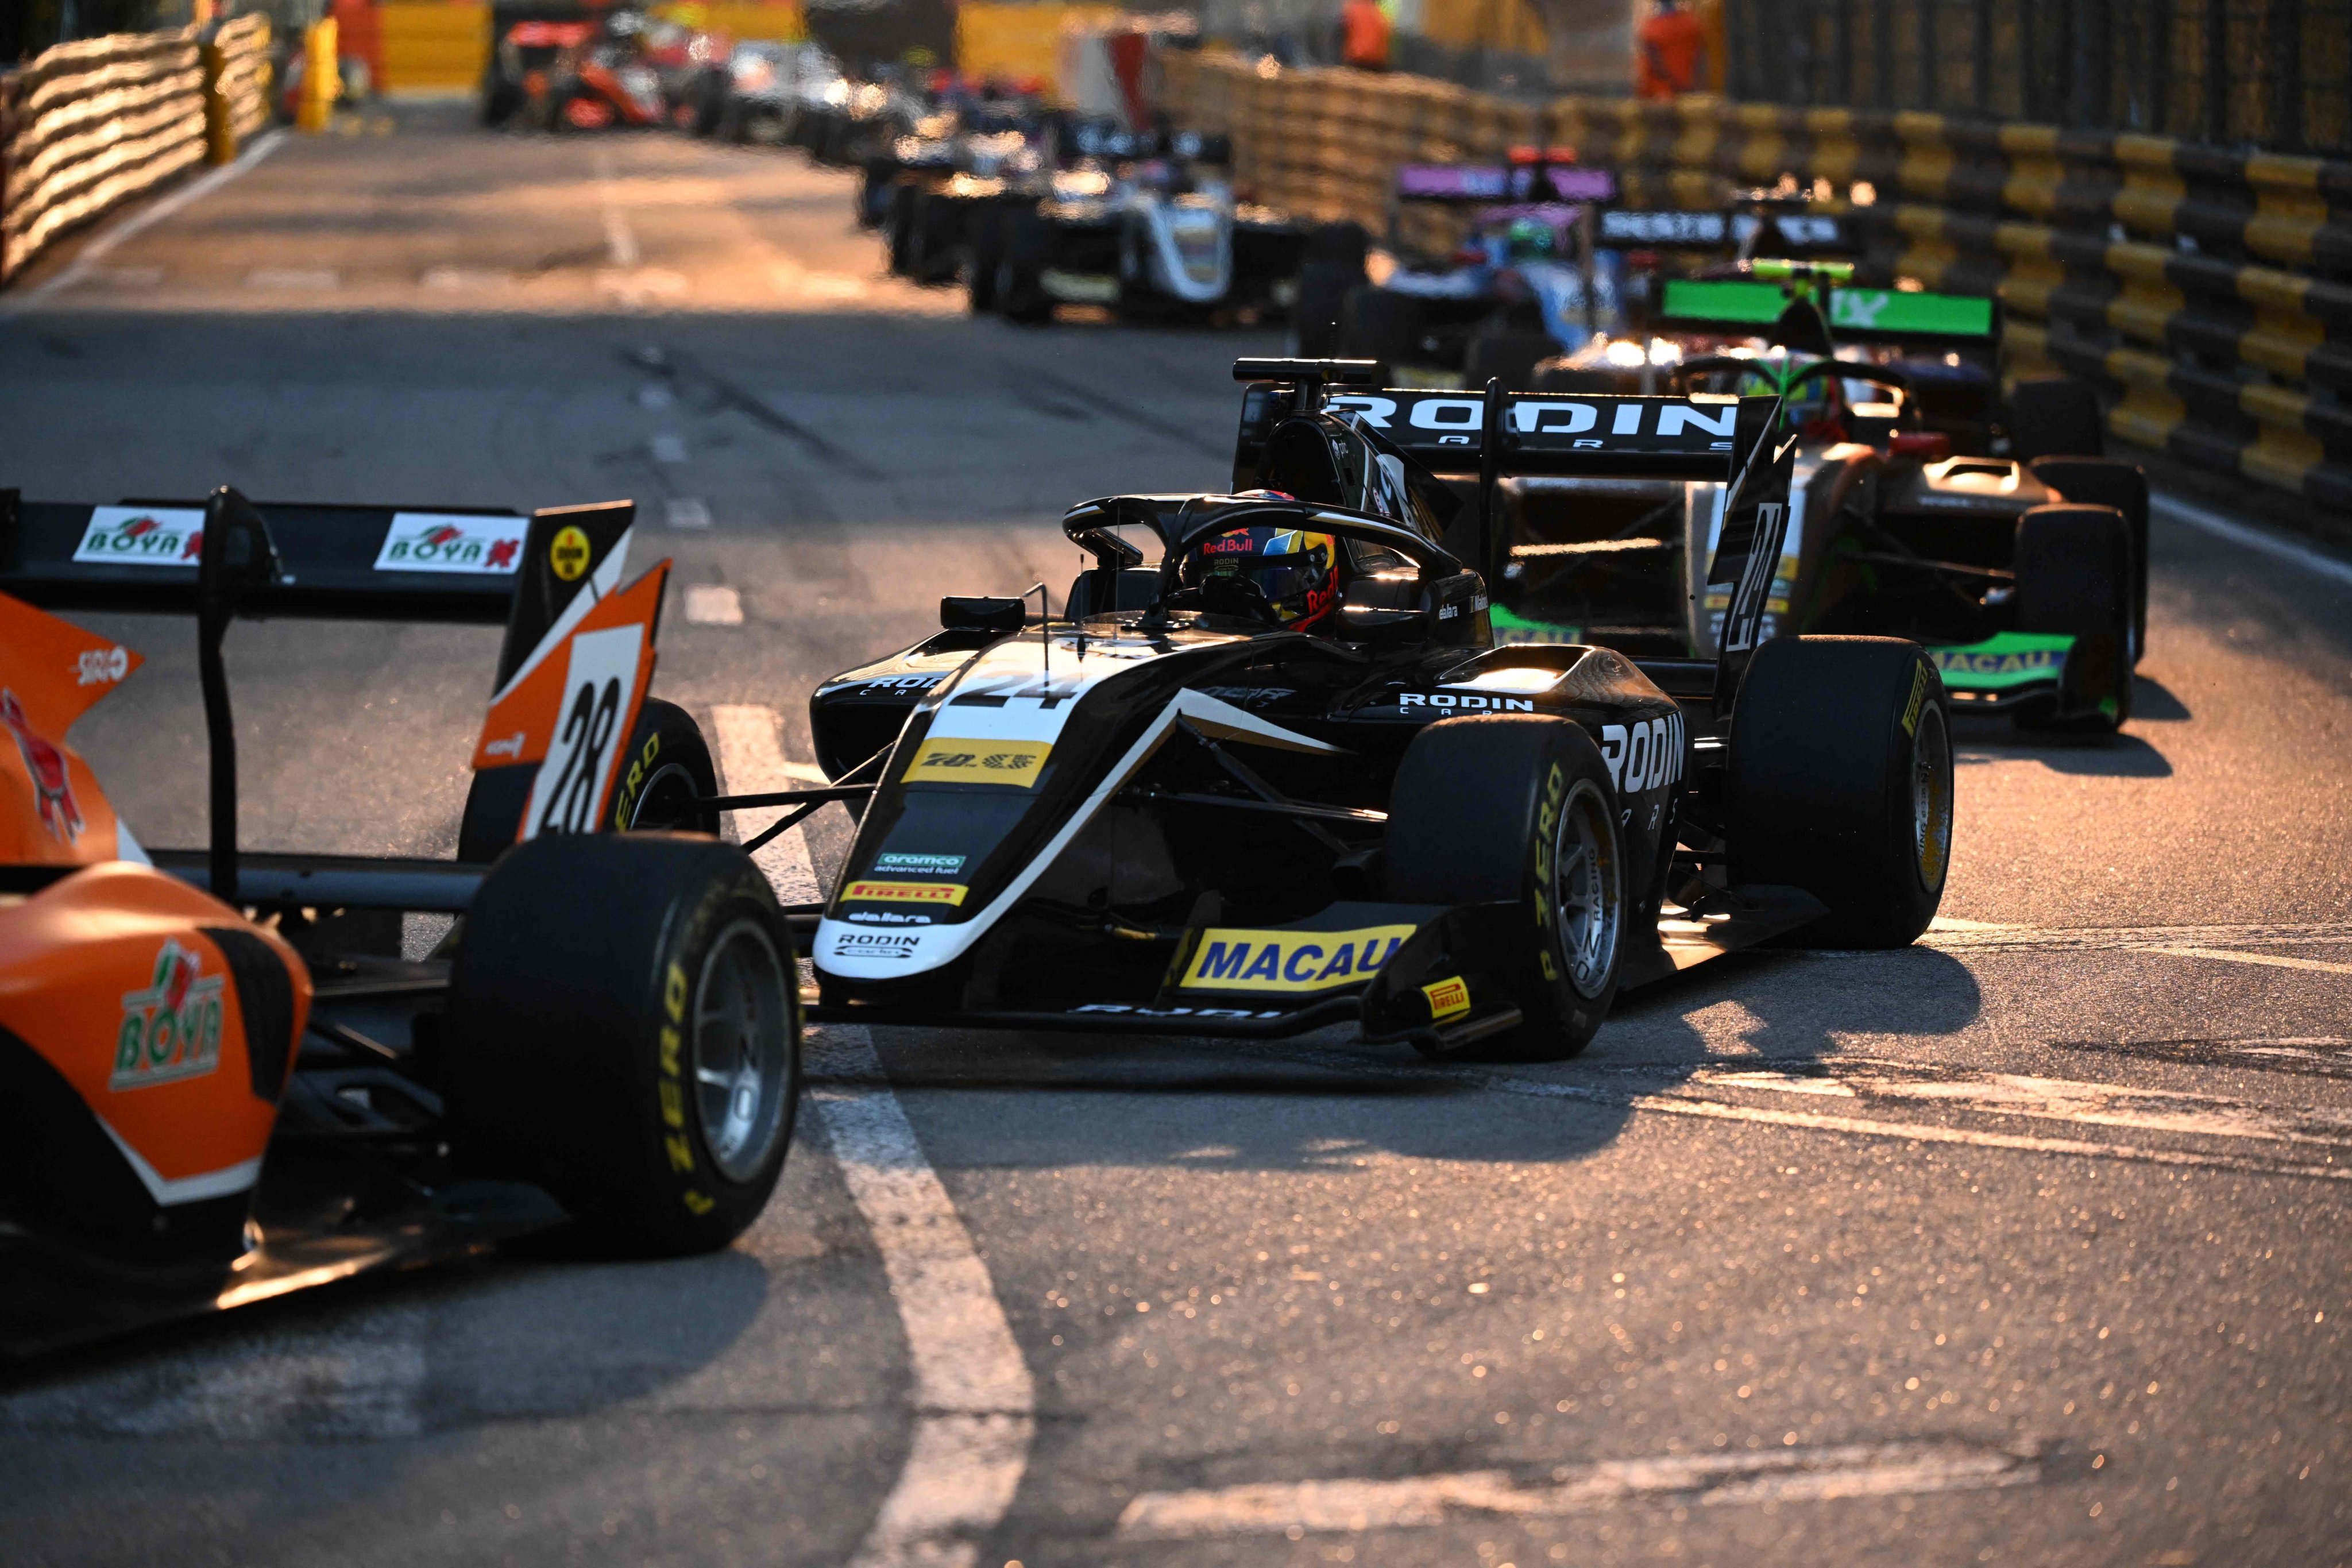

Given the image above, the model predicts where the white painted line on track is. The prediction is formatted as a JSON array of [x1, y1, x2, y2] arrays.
[[1482, 1073, 2352, 1183], [2146, 944, 2352, 976], [2153, 491, 2352, 589], [711, 705, 1034, 1568], [245, 267, 339, 290], [709, 706, 822, 905], [1684, 1063, 2352, 1149], [1918, 919, 2352, 952], [650, 432, 689, 465], [665, 496, 712, 528], [5, 129, 285, 310], [1118, 1440, 2038, 1539], [592, 148, 640, 268], [683, 585, 742, 624]]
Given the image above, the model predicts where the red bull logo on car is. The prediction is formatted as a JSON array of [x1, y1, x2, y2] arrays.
[[71, 507, 207, 567], [373, 512, 530, 574]]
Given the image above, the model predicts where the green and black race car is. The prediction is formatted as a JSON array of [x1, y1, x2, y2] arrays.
[[1504, 260, 2145, 731]]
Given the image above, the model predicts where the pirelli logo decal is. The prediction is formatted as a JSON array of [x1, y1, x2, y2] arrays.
[[1178, 924, 1418, 993], [1422, 975, 1471, 1021], [843, 880, 969, 907], [901, 738, 1052, 787]]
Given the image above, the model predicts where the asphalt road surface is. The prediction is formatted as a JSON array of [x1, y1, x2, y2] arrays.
[[2, 104, 2349, 1568]]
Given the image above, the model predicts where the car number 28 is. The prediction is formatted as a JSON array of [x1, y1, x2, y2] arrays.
[[523, 624, 646, 840]]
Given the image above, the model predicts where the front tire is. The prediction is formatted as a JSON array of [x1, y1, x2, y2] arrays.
[[1385, 716, 1627, 1061], [1727, 636, 1953, 948], [446, 833, 800, 1256]]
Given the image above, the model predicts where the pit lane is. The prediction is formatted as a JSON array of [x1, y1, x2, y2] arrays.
[[2, 101, 2349, 1568]]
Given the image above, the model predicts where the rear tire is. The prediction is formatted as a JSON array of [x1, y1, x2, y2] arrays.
[[1463, 326, 1558, 393], [458, 698, 715, 863], [1385, 717, 1627, 1061], [2011, 504, 2134, 732], [967, 205, 1004, 312], [997, 208, 1055, 325], [2029, 458, 2149, 666], [1338, 287, 1424, 377], [1727, 636, 1953, 948], [2008, 377, 2105, 460], [447, 834, 799, 1256]]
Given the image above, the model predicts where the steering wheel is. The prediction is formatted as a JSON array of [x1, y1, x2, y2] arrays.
[[1166, 572, 1287, 627]]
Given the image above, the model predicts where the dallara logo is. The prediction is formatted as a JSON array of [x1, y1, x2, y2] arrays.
[[1179, 924, 1418, 994]]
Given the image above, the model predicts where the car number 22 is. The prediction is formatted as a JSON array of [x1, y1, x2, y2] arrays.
[[523, 624, 645, 840]]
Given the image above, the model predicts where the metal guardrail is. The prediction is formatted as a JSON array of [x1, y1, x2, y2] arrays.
[[0, 16, 272, 288], [1162, 52, 2351, 512]]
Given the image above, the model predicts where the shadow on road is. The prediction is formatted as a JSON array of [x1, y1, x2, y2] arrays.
[[864, 946, 1984, 1173]]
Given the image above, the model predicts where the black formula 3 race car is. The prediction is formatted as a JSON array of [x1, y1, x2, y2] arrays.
[[795, 358, 1956, 1059]]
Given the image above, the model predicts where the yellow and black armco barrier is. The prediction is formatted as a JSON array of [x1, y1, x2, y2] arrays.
[[1164, 52, 2352, 511], [0, 18, 272, 287]]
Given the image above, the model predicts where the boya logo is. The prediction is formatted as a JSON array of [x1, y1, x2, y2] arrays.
[[1179, 923, 1419, 994], [75, 646, 131, 687], [72, 507, 206, 568], [111, 937, 226, 1092], [374, 513, 528, 575]]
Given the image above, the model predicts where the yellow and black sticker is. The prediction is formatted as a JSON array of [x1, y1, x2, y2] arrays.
[[1901, 662, 1930, 735], [1177, 924, 1418, 993], [550, 524, 592, 582], [901, 738, 1052, 787], [1422, 975, 1471, 1021], [843, 879, 969, 906]]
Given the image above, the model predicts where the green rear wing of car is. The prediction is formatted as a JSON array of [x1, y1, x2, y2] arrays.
[[1659, 276, 1998, 343]]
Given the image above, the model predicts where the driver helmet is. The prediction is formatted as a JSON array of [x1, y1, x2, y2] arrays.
[[1180, 524, 1346, 634]]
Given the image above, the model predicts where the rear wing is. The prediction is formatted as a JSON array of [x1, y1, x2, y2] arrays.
[[1313, 388, 1776, 482], [1596, 208, 1853, 254], [2, 486, 654, 905], [1231, 359, 1794, 716], [1659, 276, 1997, 344], [1394, 161, 1617, 206]]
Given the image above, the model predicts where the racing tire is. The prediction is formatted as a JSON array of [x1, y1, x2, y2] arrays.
[[856, 161, 895, 229], [1727, 636, 1953, 949], [1338, 287, 1423, 378], [967, 205, 1004, 312], [1385, 716, 1627, 1062], [2007, 377, 2106, 461], [457, 698, 716, 863], [446, 833, 800, 1256], [885, 184, 920, 276], [2029, 457, 2149, 666], [997, 208, 1056, 326], [1464, 327, 1558, 393], [907, 194, 962, 286], [2011, 504, 2135, 733], [1288, 260, 1356, 357]]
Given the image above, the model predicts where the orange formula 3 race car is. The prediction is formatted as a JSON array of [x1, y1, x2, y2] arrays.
[[0, 488, 801, 1357]]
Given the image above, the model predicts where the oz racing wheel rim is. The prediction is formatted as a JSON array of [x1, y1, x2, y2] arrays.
[[1911, 698, 1954, 891], [626, 759, 705, 832], [690, 917, 793, 1183], [1551, 776, 1624, 1001]]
